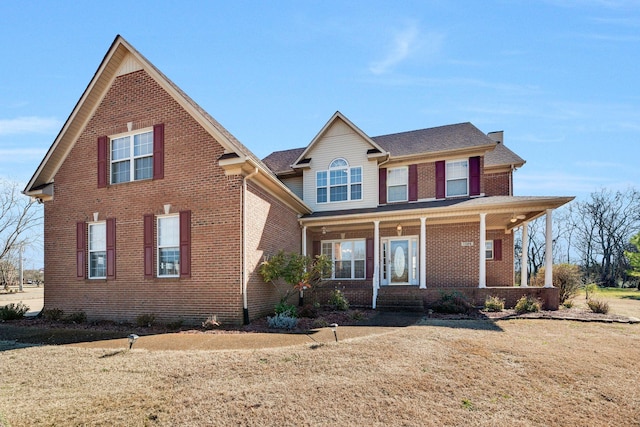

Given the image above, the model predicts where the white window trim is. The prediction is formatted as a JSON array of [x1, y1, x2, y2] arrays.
[[157, 214, 180, 278], [445, 159, 469, 198], [88, 221, 106, 279], [316, 158, 363, 204], [486, 240, 494, 260], [321, 238, 366, 280], [110, 127, 154, 185], [387, 166, 408, 203]]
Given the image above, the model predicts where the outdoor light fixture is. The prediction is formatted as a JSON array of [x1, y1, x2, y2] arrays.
[[128, 334, 139, 349], [330, 323, 339, 342], [396, 224, 403, 236], [322, 226, 327, 235]]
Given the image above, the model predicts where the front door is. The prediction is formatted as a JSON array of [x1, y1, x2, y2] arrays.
[[382, 237, 418, 285]]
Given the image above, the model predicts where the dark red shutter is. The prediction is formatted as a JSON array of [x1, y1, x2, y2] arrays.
[[312, 240, 321, 257], [180, 210, 191, 278], [366, 237, 374, 279], [106, 218, 116, 279], [76, 221, 86, 280], [408, 164, 418, 202], [494, 239, 502, 261], [379, 168, 387, 204], [97, 136, 108, 188], [144, 214, 154, 278], [470, 156, 481, 196], [435, 161, 445, 199], [153, 123, 164, 180]]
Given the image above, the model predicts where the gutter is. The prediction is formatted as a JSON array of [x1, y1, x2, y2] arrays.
[[242, 167, 259, 325]]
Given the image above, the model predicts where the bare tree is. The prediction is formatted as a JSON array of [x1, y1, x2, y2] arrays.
[[0, 179, 41, 268], [572, 188, 640, 286]]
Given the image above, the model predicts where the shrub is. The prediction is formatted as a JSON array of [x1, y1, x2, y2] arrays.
[[136, 313, 156, 327], [484, 296, 505, 312], [63, 311, 87, 324], [514, 295, 541, 314], [432, 292, 473, 314], [584, 283, 598, 300], [42, 308, 65, 321], [587, 299, 610, 314], [328, 289, 349, 311], [562, 300, 574, 309], [531, 264, 582, 304], [274, 301, 297, 318], [267, 313, 298, 330], [0, 302, 29, 320], [297, 304, 318, 319]]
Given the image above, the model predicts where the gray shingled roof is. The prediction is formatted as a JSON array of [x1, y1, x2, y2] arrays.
[[263, 122, 524, 175]]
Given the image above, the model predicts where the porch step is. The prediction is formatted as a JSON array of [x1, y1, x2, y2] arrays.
[[376, 293, 425, 312]]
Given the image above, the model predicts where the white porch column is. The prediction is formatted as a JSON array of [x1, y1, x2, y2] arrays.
[[545, 209, 554, 287], [479, 213, 487, 288], [420, 217, 426, 289], [521, 221, 529, 287], [373, 220, 380, 309], [301, 226, 307, 256]]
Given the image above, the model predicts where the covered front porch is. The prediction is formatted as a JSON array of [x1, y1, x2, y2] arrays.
[[299, 196, 573, 310]]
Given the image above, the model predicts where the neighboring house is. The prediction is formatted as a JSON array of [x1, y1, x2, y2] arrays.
[[25, 36, 572, 325]]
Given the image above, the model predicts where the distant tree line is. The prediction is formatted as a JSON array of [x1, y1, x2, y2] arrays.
[[516, 188, 640, 288]]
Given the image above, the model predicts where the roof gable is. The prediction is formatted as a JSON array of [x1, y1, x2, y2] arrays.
[[24, 35, 278, 196], [291, 111, 387, 167]]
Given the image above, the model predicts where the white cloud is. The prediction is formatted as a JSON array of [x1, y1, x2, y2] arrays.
[[0, 116, 61, 136], [369, 22, 442, 75]]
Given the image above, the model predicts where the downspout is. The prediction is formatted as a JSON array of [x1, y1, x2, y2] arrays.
[[242, 167, 259, 325], [509, 164, 514, 196]]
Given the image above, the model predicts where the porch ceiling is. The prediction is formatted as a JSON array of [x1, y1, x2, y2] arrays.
[[300, 195, 574, 233]]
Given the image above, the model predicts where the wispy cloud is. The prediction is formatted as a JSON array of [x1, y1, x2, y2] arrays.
[[369, 22, 443, 75], [0, 116, 61, 136]]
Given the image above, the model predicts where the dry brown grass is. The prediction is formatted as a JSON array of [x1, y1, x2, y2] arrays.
[[1, 291, 639, 426]]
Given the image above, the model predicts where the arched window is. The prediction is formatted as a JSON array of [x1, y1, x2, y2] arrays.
[[316, 158, 362, 203]]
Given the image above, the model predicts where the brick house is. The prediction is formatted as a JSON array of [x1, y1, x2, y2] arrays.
[[25, 36, 572, 325]]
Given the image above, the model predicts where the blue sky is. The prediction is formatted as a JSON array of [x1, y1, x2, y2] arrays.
[[1, 1, 639, 266]]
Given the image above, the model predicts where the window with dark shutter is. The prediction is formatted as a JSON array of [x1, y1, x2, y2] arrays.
[[97, 136, 108, 188], [469, 156, 481, 196], [153, 123, 164, 180], [494, 239, 502, 261], [179, 210, 191, 278], [379, 168, 387, 204], [143, 214, 154, 278], [76, 221, 86, 279], [106, 218, 116, 279], [366, 237, 374, 279], [408, 164, 418, 202], [435, 161, 445, 199]]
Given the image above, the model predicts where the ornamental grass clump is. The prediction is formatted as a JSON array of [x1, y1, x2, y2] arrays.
[[587, 299, 610, 314], [514, 295, 541, 314], [484, 295, 505, 312]]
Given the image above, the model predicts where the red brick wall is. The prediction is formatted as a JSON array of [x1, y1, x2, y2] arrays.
[[44, 69, 284, 325], [484, 171, 511, 196], [486, 229, 514, 286], [426, 223, 479, 287], [245, 181, 302, 320]]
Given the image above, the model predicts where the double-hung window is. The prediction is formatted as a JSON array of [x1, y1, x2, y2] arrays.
[[486, 240, 494, 260], [157, 215, 180, 277], [321, 239, 366, 279], [316, 158, 362, 203], [88, 222, 106, 279], [387, 167, 408, 202], [111, 130, 153, 184], [446, 160, 468, 197]]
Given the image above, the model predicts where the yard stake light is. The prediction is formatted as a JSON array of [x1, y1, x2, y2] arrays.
[[128, 334, 139, 349], [330, 323, 338, 342]]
